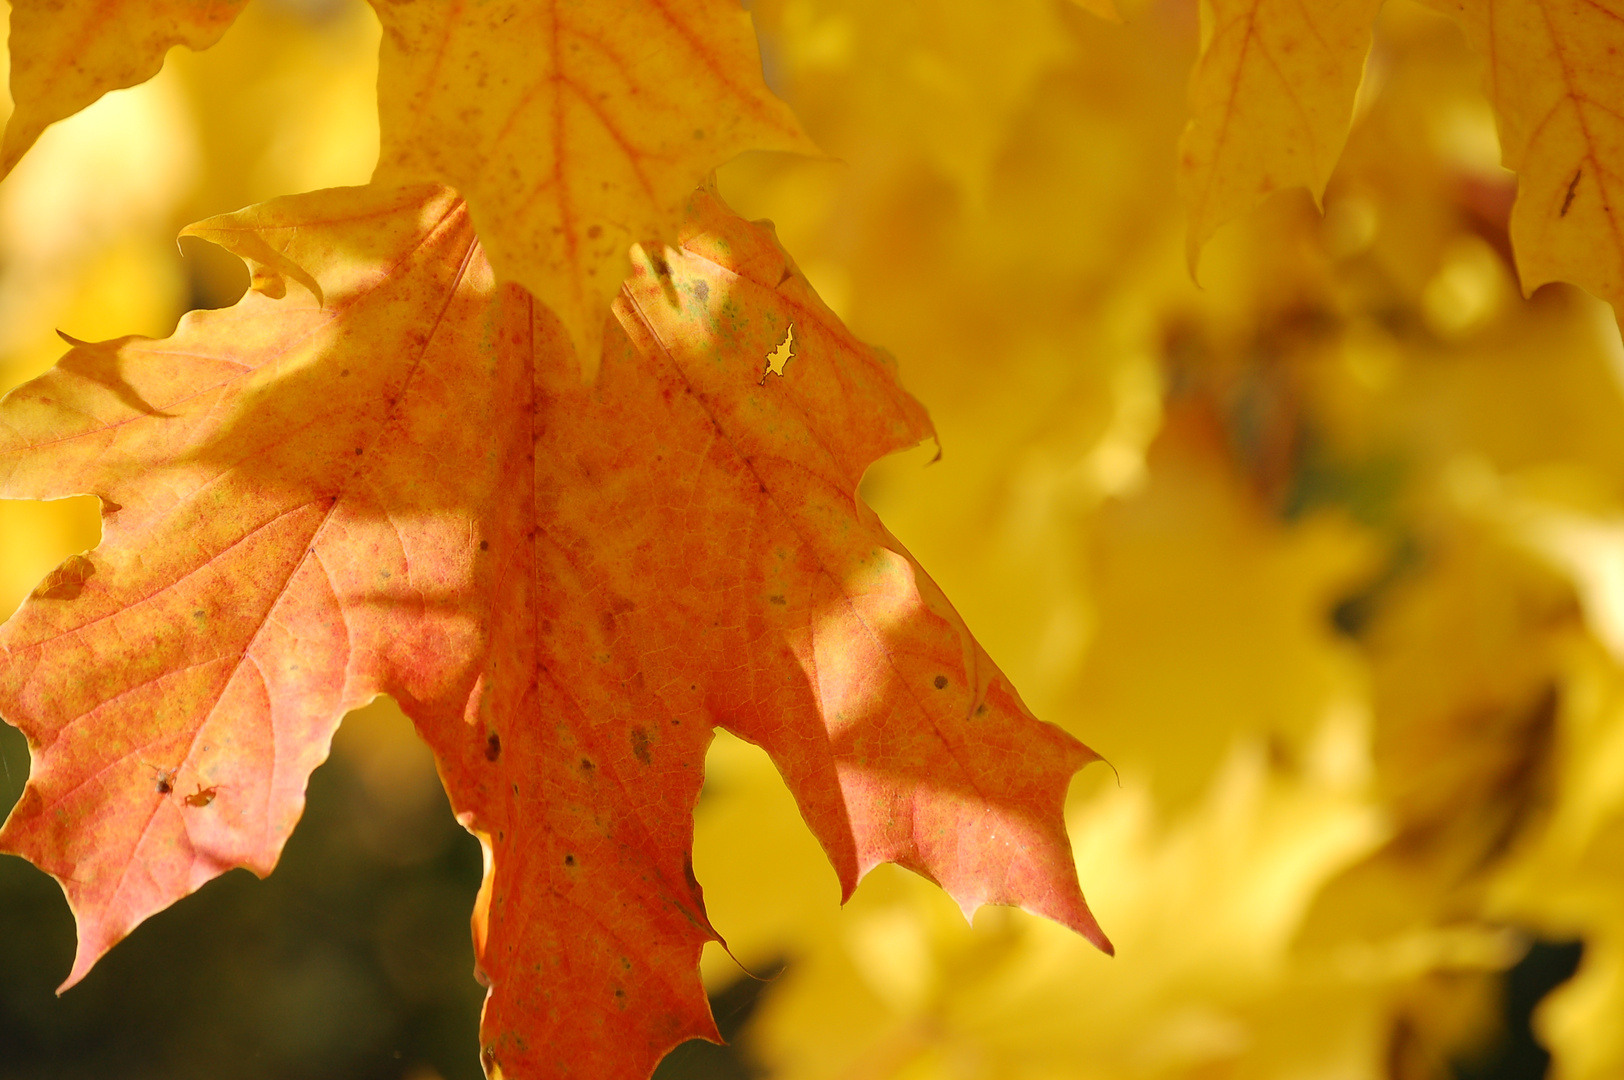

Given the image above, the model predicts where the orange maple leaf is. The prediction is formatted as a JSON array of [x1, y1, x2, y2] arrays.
[[0, 183, 1108, 1077]]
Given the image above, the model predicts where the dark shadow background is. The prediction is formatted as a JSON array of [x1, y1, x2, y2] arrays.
[[0, 717, 776, 1080]]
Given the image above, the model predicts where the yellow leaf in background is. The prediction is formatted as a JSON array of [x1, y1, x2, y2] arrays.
[[1474, 534, 1624, 1080], [692, 731, 844, 985], [744, 714, 1516, 1080], [1068, 417, 1376, 808], [1426, 0, 1624, 321], [167, 0, 379, 217], [0, 0, 245, 175], [748, 0, 1073, 201], [370, 0, 816, 371], [0, 44, 196, 391], [1541, 929, 1624, 1080], [1069, 0, 1125, 25], [1179, 0, 1382, 269]]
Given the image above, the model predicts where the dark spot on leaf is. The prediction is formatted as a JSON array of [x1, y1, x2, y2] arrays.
[[651, 252, 670, 277], [564, 854, 575, 866], [149, 766, 176, 795], [631, 727, 652, 765], [588, 224, 602, 239], [485, 732, 502, 761], [480, 540, 489, 551], [1562, 168, 1582, 216], [933, 675, 948, 690], [354, 447, 364, 456], [694, 280, 709, 304], [511, 783, 519, 795], [340, 368, 350, 377], [580, 757, 594, 771], [975, 703, 988, 717], [769, 594, 786, 605]]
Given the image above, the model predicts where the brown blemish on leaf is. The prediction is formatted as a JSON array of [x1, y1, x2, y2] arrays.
[[933, 675, 949, 690], [1562, 168, 1582, 217], [486, 732, 502, 762], [631, 727, 652, 765]]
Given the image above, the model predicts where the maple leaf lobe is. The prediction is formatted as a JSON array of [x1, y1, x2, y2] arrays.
[[1423, 0, 1624, 318], [369, 0, 819, 370], [1180, 0, 1382, 268], [2, 0, 248, 174]]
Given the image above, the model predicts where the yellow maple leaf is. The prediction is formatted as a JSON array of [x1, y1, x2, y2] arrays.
[[1179, 0, 1383, 270], [1069, 0, 1125, 25], [370, 0, 817, 373], [1426, 0, 1624, 322], [0, 0, 246, 175], [749, 0, 1073, 201]]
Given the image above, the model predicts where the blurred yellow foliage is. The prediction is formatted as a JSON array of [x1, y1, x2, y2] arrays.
[[5, 0, 1624, 1076]]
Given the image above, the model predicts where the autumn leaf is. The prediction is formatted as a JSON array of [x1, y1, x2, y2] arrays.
[[1425, 0, 1624, 320], [1179, 0, 1382, 268], [0, 0, 247, 175], [0, 181, 1106, 1076], [370, 0, 818, 372], [1069, 0, 1124, 26]]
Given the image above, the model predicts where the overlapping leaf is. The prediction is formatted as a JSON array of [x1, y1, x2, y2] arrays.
[[1, 0, 246, 174], [0, 182, 1106, 1077], [1178, 0, 1381, 267], [5, 0, 815, 371], [1426, 0, 1624, 318], [371, 0, 818, 369]]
